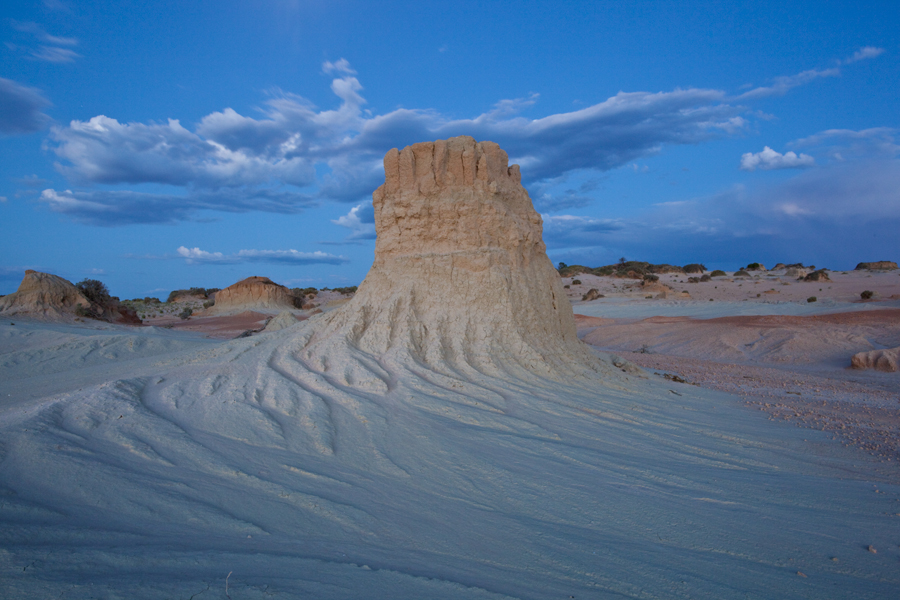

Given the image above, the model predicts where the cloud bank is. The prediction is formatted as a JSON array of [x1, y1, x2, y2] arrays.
[[176, 246, 347, 265]]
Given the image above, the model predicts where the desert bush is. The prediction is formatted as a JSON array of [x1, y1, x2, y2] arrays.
[[734, 270, 750, 277], [178, 307, 193, 320], [860, 290, 874, 300], [333, 286, 358, 295], [564, 285, 570, 289], [76, 279, 111, 305], [643, 273, 659, 283], [709, 270, 726, 277], [572, 279, 582, 285], [558, 262, 567, 270], [687, 277, 700, 284], [683, 263, 706, 273], [700, 274, 711, 282], [203, 299, 214, 309], [745, 262, 762, 271], [75, 304, 93, 318], [807, 296, 817, 303], [291, 287, 318, 298], [166, 287, 218, 303]]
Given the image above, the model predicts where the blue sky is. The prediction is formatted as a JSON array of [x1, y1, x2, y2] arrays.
[[1, 1, 898, 299]]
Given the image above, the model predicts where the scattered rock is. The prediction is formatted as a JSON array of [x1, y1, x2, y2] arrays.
[[851, 347, 900, 372], [582, 288, 604, 302], [803, 270, 830, 282]]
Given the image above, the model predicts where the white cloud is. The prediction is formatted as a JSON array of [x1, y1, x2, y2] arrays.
[[11, 20, 79, 63], [0, 78, 51, 135], [737, 68, 840, 100], [322, 58, 356, 75], [740, 147, 815, 171], [332, 202, 376, 240], [0, 196, 7, 203], [30, 46, 81, 63], [176, 246, 348, 265], [842, 46, 885, 64], [791, 127, 899, 159]]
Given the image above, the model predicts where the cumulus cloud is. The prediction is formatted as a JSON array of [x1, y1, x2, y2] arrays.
[[332, 202, 376, 240], [740, 146, 815, 171], [176, 246, 347, 265], [46, 55, 865, 225], [0, 78, 51, 135], [47, 61, 745, 220]]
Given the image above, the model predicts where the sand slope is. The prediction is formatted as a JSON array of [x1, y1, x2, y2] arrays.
[[1, 319, 898, 599]]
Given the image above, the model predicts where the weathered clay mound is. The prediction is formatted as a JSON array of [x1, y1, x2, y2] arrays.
[[305, 135, 600, 378], [856, 261, 898, 271], [851, 347, 900, 372], [0, 270, 91, 319], [803, 269, 831, 282], [0, 270, 139, 324], [209, 276, 298, 314]]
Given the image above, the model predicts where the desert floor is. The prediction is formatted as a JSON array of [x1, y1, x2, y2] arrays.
[[0, 269, 898, 599]]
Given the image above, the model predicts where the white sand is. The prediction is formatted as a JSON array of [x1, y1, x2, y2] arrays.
[[0, 315, 898, 599]]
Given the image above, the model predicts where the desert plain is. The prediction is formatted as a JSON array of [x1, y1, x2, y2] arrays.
[[1, 137, 899, 599]]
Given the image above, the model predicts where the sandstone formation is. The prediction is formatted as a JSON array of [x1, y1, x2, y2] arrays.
[[0, 270, 92, 319], [209, 276, 298, 314], [304, 136, 600, 378], [855, 261, 898, 271], [0, 270, 139, 323], [851, 347, 900, 372]]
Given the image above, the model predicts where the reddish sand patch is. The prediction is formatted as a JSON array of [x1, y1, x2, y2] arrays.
[[144, 311, 306, 339]]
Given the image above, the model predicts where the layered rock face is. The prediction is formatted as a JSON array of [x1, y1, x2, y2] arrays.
[[305, 136, 598, 377], [210, 276, 297, 314], [0, 270, 91, 319]]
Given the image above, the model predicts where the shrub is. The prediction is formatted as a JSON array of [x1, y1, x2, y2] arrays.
[[745, 262, 762, 271], [700, 274, 711, 282], [558, 262, 567, 270], [687, 277, 700, 284], [709, 270, 726, 277], [75, 279, 111, 305], [734, 270, 750, 277], [683, 263, 706, 273], [572, 279, 582, 285], [75, 304, 93, 318], [807, 296, 817, 303], [860, 290, 874, 300], [291, 287, 318, 298], [563, 285, 570, 289], [643, 274, 659, 283], [203, 300, 214, 309], [333, 286, 358, 295], [178, 307, 193, 320]]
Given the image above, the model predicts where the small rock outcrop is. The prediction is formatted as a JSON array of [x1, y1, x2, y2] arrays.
[[851, 347, 900, 372], [855, 261, 898, 271], [0, 270, 91, 319], [803, 270, 831, 282], [209, 276, 298, 314], [0, 270, 139, 323], [582, 288, 603, 302]]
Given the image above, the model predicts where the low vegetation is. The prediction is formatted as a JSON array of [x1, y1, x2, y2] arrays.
[[709, 270, 726, 277], [861, 290, 874, 300], [166, 287, 219, 303]]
